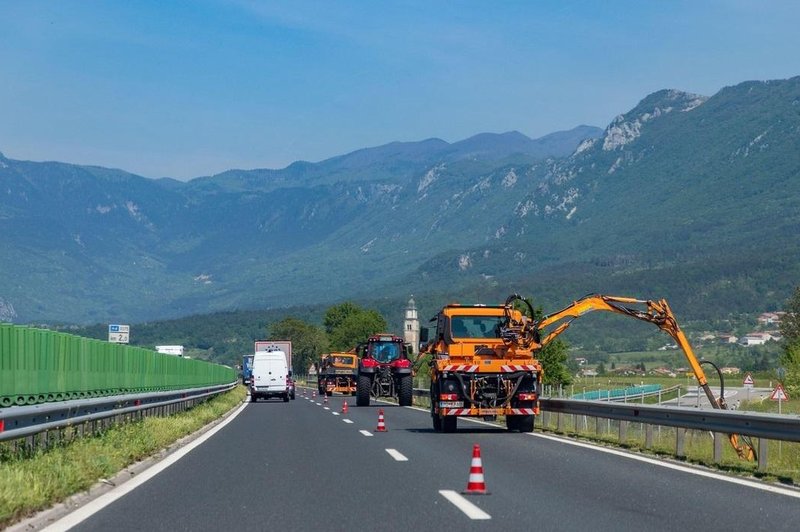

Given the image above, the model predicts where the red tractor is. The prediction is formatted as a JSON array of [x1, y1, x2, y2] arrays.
[[355, 334, 414, 407]]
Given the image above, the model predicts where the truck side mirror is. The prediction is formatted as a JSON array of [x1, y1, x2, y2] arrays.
[[420, 327, 429, 343]]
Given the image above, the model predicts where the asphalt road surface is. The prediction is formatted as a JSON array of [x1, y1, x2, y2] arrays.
[[56, 388, 800, 531]]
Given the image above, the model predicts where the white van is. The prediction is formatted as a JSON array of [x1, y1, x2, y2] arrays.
[[250, 350, 290, 402]]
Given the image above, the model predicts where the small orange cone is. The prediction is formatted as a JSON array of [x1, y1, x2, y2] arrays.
[[312, 390, 316, 398], [323, 393, 328, 404], [342, 400, 349, 414], [463, 444, 489, 495], [376, 409, 387, 432]]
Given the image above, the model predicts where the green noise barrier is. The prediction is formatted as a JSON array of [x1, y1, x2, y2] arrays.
[[0, 324, 235, 407]]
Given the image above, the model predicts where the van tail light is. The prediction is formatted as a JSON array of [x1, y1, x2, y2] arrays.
[[439, 393, 459, 401]]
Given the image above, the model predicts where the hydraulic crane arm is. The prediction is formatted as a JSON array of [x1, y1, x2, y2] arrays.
[[536, 294, 756, 460]]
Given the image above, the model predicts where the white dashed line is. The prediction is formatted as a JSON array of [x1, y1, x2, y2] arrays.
[[315, 402, 321, 405], [359, 430, 373, 437], [332, 412, 340, 416], [385, 449, 408, 461], [439, 490, 491, 520], [323, 407, 330, 410], [343, 419, 354, 424]]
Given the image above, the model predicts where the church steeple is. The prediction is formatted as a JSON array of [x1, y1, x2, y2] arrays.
[[403, 295, 420, 355]]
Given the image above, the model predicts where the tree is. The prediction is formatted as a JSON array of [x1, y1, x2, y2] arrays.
[[269, 317, 328, 375], [779, 343, 800, 395], [323, 302, 388, 351], [328, 309, 387, 351], [539, 339, 573, 386], [597, 361, 607, 375], [323, 302, 362, 335], [780, 286, 800, 394]]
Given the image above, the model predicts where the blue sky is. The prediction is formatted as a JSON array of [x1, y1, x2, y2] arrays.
[[1, 0, 799, 179]]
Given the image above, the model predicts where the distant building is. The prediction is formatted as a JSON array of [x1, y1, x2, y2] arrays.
[[718, 334, 738, 344], [740, 332, 775, 346], [579, 368, 598, 377], [156, 345, 184, 356], [574, 357, 588, 366], [720, 367, 741, 375], [403, 295, 420, 355], [757, 312, 785, 326]]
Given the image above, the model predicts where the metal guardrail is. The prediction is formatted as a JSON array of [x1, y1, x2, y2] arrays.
[[539, 398, 800, 443], [0, 382, 237, 443]]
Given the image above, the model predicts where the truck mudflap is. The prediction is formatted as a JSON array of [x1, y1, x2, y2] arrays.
[[440, 364, 539, 373], [440, 407, 539, 416]]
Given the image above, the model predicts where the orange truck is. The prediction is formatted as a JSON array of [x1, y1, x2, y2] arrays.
[[422, 293, 756, 459], [317, 352, 358, 396]]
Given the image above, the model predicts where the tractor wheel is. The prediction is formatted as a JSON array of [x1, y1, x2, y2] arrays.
[[356, 374, 371, 406], [398, 375, 413, 406], [442, 415, 457, 433], [326, 390, 333, 397]]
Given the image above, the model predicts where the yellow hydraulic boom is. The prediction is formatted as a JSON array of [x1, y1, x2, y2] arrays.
[[530, 294, 756, 461]]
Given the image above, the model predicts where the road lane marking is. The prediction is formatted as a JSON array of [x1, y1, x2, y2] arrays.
[[315, 402, 321, 405], [332, 412, 340, 416], [359, 430, 373, 437], [439, 490, 491, 520], [343, 419, 354, 424], [527, 432, 800, 500], [385, 449, 408, 461], [41, 401, 250, 532], [323, 407, 330, 410]]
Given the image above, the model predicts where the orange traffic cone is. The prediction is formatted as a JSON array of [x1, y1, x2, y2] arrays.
[[342, 400, 349, 414], [323, 393, 328, 404], [312, 390, 316, 398], [463, 444, 489, 495], [376, 409, 387, 432]]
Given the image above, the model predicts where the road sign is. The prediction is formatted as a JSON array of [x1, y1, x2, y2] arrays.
[[108, 324, 130, 344], [743, 373, 754, 387], [770, 384, 789, 401]]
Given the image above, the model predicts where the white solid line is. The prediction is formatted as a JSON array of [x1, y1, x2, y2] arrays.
[[385, 448, 408, 461], [527, 431, 800, 499], [343, 419, 354, 424], [359, 430, 373, 437], [439, 490, 491, 520], [42, 401, 250, 532], [332, 412, 340, 416]]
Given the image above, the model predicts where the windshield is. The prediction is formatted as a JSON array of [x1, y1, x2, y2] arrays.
[[334, 356, 355, 365], [450, 316, 505, 339], [370, 342, 401, 363]]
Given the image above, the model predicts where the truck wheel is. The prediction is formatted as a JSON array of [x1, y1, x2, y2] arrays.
[[442, 415, 457, 433], [251, 395, 258, 403], [432, 413, 442, 432], [506, 415, 519, 431], [356, 374, 371, 406], [398, 375, 413, 406], [326, 390, 333, 397], [518, 415, 534, 432]]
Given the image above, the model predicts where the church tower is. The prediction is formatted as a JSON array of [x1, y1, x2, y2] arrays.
[[403, 295, 420, 355]]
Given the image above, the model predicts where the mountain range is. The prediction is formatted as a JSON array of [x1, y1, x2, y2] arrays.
[[2, 76, 800, 327]]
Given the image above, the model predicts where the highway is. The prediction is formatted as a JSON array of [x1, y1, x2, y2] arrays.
[[52, 389, 800, 531]]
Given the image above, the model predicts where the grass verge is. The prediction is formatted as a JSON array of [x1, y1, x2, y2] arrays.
[[0, 385, 246, 528]]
